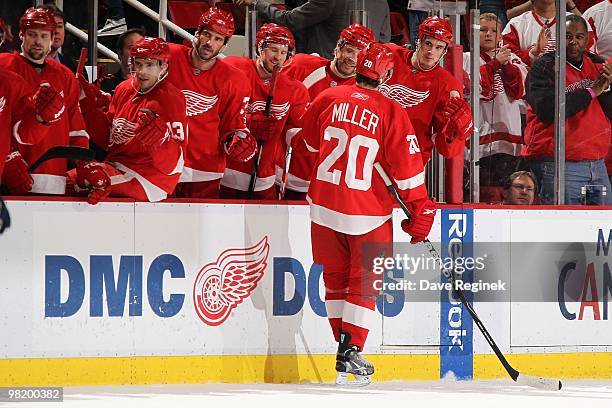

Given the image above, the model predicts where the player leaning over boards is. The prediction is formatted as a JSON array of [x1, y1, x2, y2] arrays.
[[382, 16, 473, 165], [301, 43, 436, 386], [168, 7, 255, 199], [221, 24, 309, 199], [67, 37, 187, 204]]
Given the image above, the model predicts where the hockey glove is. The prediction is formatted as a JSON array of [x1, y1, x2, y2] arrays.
[[2, 151, 33, 195], [248, 112, 277, 142], [0, 197, 10, 234], [32, 82, 65, 124], [224, 130, 258, 162], [134, 108, 168, 155], [75, 162, 111, 205], [440, 97, 473, 142], [401, 198, 436, 244]]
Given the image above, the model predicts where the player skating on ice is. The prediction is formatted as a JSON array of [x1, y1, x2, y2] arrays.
[[301, 42, 436, 386]]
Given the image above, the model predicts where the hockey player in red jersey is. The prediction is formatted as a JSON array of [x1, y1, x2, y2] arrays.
[[68, 37, 187, 204], [279, 23, 375, 200], [302, 42, 436, 386], [381, 16, 473, 165], [0, 7, 89, 195], [221, 23, 310, 200], [167, 7, 255, 198]]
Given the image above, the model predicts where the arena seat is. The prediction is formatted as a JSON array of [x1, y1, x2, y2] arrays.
[[390, 12, 410, 47]]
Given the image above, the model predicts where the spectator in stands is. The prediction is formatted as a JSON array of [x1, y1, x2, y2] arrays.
[[37, 4, 81, 74], [463, 13, 528, 203], [522, 15, 612, 205], [480, 0, 510, 29], [100, 28, 145, 94], [501, 171, 537, 205], [583, 0, 612, 60], [0, 17, 14, 52], [503, 0, 584, 66], [98, 0, 127, 37], [233, 0, 351, 58], [404, 0, 428, 49]]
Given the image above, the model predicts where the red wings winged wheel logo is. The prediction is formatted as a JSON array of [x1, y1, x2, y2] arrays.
[[193, 237, 270, 326]]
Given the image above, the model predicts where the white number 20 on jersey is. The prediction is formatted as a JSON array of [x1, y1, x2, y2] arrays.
[[316, 126, 379, 191]]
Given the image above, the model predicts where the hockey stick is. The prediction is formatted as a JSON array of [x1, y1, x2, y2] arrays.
[[29, 146, 95, 173], [278, 145, 292, 199], [373, 162, 562, 391], [76, 47, 87, 80], [248, 64, 280, 198]]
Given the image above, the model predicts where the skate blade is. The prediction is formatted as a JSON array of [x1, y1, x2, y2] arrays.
[[335, 372, 371, 387]]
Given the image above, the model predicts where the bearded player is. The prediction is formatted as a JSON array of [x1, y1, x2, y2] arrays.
[[0, 7, 89, 195], [302, 43, 436, 386], [167, 7, 256, 198]]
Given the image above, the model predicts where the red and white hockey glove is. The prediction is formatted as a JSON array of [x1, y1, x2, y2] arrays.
[[224, 130, 258, 162], [133, 108, 168, 154], [401, 198, 436, 244], [2, 151, 33, 195], [32, 82, 65, 124], [75, 162, 111, 205], [440, 97, 473, 142]]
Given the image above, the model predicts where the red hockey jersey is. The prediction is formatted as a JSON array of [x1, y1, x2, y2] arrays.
[[221, 56, 310, 192], [381, 44, 465, 164], [0, 54, 89, 194], [166, 44, 250, 183], [303, 84, 427, 235], [0, 69, 47, 178], [523, 56, 611, 161], [105, 79, 186, 202], [280, 53, 357, 193]]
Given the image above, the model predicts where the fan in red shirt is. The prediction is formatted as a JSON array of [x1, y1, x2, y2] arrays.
[[0, 7, 89, 196], [221, 23, 309, 200], [381, 16, 473, 165], [279, 23, 375, 200], [67, 37, 187, 204], [302, 42, 435, 386], [167, 7, 255, 199]]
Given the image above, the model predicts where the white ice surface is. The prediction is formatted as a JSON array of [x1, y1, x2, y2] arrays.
[[2, 380, 611, 408]]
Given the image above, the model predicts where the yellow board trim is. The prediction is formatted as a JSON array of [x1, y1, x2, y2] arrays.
[[474, 352, 612, 380], [2, 352, 611, 386], [0, 354, 439, 387]]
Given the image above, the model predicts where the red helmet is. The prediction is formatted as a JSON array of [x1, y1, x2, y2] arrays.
[[197, 7, 235, 39], [19, 7, 57, 34], [356, 42, 394, 81], [418, 16, 453, 45], [130, 37, 170, 62], [338, 23, 375, 50], [256, 23, 295, 55]]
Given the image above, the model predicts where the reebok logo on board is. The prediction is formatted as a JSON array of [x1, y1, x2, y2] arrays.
[[193, 237, 270, 326]]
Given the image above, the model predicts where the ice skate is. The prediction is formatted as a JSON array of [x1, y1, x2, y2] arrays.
[[334, 332, 374, 387]]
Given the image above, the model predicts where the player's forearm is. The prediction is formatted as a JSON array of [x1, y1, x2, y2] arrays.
[[256, 0, 332, 30]]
